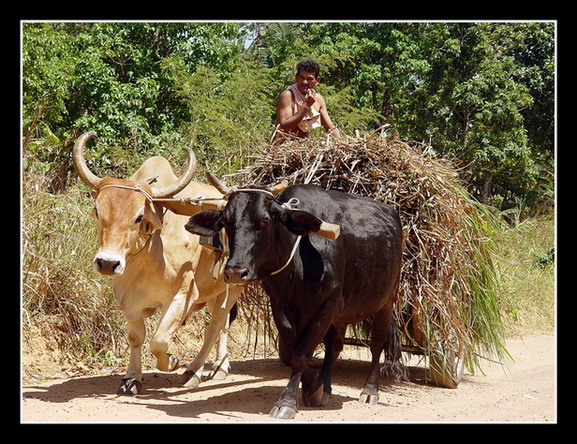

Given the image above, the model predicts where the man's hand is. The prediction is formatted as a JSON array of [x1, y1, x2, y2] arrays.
[[304, 89, 316, 107]]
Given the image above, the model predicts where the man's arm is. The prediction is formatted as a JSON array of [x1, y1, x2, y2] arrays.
[[317, 95, 341, 138], [276, 90, 313, 132]]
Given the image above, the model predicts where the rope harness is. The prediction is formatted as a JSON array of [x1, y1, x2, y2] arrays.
[[98, 182, 225, 206], [94, 183, 304, 277], [271, 197, 302, 275], [217, 191, 304, 277]]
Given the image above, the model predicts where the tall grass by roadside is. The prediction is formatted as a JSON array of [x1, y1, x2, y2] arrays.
[[496, 214, 555, 335], [22, 169, 125, 364]]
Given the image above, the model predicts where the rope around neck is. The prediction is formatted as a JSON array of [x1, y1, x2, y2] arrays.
[[98, 183, 155, 201], [270, 235, 302, 275]]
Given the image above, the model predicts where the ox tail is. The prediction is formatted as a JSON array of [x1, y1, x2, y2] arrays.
[[381, 317, 408, 382]]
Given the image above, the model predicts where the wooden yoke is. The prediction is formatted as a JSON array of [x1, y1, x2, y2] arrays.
[[198, 200, 227, 211], [153, 197, 226, 216], [315, 221, 340, 240], [157, 196, 339, 239], [200, 199, 340, 239], [159, 171, 340, 240]]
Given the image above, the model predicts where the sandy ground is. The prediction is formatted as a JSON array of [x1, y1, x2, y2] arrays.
[[21, 334, 556, 424]]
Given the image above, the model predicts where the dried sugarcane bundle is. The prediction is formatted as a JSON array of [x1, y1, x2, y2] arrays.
[[231, 131, 508, 372]]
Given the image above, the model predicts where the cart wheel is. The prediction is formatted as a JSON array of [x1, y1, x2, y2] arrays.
[[428, 348, 465, 389]]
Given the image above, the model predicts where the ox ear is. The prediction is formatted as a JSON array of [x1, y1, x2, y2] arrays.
[[280, 209, 323, 236], [185, 210, 223, 237], [143, 204, 162, 235]]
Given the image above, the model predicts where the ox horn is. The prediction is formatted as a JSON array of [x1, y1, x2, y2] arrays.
[[268, 180, 289, 194], [73, 131, 102, 189], [206, 173, 288, 196], [150, 146, 197, 198], [206, 172, 231, 195]]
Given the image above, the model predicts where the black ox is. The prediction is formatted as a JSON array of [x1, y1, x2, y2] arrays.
[[185, 178, 404, 419]]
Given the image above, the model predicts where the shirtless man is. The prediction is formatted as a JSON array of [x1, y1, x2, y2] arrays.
[[273, 59, 341, 142]]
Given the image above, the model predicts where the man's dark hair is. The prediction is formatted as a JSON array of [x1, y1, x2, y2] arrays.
[[296, 59, 320, 78]]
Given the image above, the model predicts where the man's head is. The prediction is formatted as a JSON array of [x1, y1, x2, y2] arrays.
[[295, 59, 321, 94]]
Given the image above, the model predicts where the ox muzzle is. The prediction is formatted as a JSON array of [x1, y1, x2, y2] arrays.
[[223, 265, 254, 284], [94, 252, 126, 275]]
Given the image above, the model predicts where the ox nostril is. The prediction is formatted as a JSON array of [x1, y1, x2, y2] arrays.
[[95, 256, 123, 275], [239, 269, 250, 280], [224, 266, 252, 283]]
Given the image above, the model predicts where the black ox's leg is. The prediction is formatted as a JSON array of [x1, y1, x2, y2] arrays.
[[301, 324, 346, 407], [359, 305, 400, 405], [270, 297, 340, 419], [269, 365, 304, 419]]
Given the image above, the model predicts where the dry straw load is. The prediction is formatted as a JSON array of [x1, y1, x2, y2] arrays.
[[230, 131, 509, 377]]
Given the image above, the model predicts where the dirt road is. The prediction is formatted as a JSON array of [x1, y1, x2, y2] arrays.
[[21, 334, 556, 423]]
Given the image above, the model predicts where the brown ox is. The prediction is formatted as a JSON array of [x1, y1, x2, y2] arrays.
[[73, 131, 242, 394]]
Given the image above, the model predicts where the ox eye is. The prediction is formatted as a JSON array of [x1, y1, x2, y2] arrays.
[[258, 216, 271, 228], [135, 214, 143, 224]]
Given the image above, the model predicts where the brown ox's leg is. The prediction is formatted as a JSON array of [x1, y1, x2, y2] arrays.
[[117, 318, 145, 395], [150, 292, 191, 373], [208, 305, 233, 380], [182, 287, 240, 388]]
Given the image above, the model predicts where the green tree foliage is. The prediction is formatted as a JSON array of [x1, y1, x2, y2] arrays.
[[22, 21, 554, 209], [23, 22, 240, 181], [165, 59, 275, 173], [246, 22, 554, 208]]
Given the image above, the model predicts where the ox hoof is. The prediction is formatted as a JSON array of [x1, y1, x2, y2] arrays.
[[359, 390, 379, 405], [168, 354, 180, 372], [302, 384, 327, 407], [269, 404, 298, 420], [117, 378, 143, 395], [182, 371, 201, 388], [209, 368, 229, 381]]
